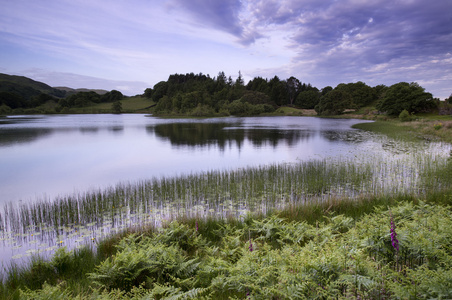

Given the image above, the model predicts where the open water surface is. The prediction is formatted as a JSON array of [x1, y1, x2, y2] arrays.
[[0, 114, 373, 204], [1, 114, 450, 268]]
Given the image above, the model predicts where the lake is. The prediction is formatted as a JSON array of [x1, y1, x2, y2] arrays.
[[1, 114, 450, 267], [1, 114, 373, 204]]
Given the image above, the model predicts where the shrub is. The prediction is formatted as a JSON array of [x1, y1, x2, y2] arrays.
[[398, 109, 412, 122], [434, 123, 443, 130]]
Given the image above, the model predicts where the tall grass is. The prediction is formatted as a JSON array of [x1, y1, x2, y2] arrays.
[[1, 136, 451, 266]]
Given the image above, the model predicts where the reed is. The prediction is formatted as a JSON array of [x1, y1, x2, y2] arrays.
[[1, 139, 450, 265]]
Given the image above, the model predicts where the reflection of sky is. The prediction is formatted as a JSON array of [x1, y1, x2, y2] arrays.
[[0, 114, 373, 203]]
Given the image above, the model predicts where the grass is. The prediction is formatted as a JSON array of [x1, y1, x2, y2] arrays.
[[8, 96, 155, 114], [90, 96, 155, 113]]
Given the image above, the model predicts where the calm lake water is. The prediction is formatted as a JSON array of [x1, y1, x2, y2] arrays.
[[2, 114, 450, 267], [0, 114, 373, 204]]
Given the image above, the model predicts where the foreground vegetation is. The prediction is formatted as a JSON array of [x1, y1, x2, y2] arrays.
[[2, 196, 452, 299], [0, 119, 451, 298]]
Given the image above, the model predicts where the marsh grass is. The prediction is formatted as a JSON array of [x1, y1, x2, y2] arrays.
[[1, 137, 451, 268], [353, 118, 452, 144]]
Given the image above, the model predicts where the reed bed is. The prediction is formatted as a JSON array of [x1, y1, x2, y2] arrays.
[[0, 134, 452, 298], [1, 136, 451, 266]]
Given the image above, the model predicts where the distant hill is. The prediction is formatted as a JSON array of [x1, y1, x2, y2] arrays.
[[0, 73, 112, 109], [0, 73, 66, 99], [0, 73, 109, 98], [53, 86, 108, 95]]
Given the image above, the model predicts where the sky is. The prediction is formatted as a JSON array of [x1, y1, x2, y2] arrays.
[[0, 0, 451, 99]]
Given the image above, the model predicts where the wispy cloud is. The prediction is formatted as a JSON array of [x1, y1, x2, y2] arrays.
[[0, 0, 451, 98]]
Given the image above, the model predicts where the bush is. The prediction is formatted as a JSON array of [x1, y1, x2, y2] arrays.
[[377, 82, 436, 116], [398, 109, 412, 122], [189, 104, 215, 117]]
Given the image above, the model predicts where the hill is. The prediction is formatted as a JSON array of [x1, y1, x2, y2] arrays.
[[53, 86, 108, 95], [0, 73, 65, 100], [0, 73, 112, 110]]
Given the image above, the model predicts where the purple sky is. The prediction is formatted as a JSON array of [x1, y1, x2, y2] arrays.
[[1, 0, 451, 98]]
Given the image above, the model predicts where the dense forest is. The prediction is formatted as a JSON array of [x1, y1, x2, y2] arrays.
[[1, 72, 449, 116], [144, 71, 442, 117]]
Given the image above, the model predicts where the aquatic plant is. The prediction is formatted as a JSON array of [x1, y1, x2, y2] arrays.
[[0, 137, 451, 267]]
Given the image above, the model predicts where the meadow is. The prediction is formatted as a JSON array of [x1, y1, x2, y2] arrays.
[[0, 118, 452, 299]]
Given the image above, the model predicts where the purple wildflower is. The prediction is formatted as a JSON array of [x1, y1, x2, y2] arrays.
[[390, 213, 399, 252], [249, 239, 253, 252]]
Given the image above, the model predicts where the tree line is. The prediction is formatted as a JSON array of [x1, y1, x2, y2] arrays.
[[0, 89, 124, 111], [1, 71, 447, 116], [144, 71, 441, 117]]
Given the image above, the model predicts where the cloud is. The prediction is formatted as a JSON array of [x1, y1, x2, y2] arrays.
[[1, 0, 451, 98], [237, 0, 452, 98], [168, 0, 263, 45]]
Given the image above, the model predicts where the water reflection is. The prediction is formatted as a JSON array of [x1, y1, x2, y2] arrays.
[[0, 128, 53, 146], [2, 114, 452, 268], [0, 115, 377, 205], [148, 122, 314, 150]]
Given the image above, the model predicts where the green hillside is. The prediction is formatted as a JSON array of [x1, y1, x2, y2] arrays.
[[0, 73, 65, 98]]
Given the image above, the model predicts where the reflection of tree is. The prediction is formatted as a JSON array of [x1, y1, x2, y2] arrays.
[[148, 122, 312, 150], [0, 128, 53, 146], [108, 126, 124, 133], [79, 127, 99, 134], [148, 123, 244, 151]]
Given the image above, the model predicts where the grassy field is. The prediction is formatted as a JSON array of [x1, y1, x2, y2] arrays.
[[89, 96, 154, 113], [10, 96, 156, 114]]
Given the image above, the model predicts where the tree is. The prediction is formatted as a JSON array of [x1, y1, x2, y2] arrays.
[[376, 82, 436, 116], [101, 90, 123, 103], [152, 81, 168, 102], [0, 92, 25, 109], [240, 90, 272, 105], [154, 95, 172, 113], [246, 77, 270, 94], [63, 91, 100, 107], [315, 89, 351, 115], [295, 89, 320, 109], [285, 76, 302, 106], [335, 82, 377, 108], [447, 93, 452, 104], [268, 76, 287, 106], [144, 88, 153, 99], [235, 71, 244, 88], [111, 101, 122, 114], [216, 71, 227, 85], [321, 86, 333, 96]]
